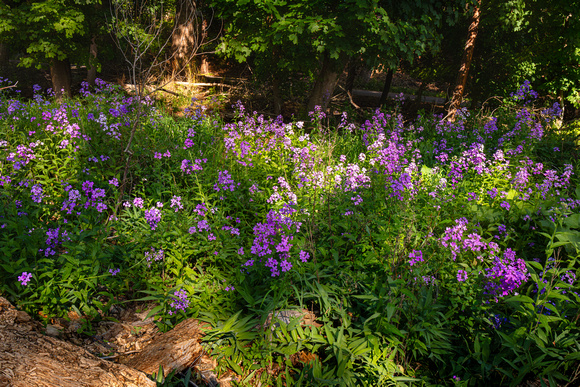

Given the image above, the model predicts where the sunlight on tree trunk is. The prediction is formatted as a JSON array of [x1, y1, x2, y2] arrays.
[[171, 0, 200, 78], [448, 0, 482, 121]]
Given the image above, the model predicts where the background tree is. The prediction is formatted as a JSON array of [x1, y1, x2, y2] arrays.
[[0, 0, 105, 99], [447, 0, 481, 120], [213, 0, 466, 114], [171, 0, 215, 78], [469, 0, 580, 112]]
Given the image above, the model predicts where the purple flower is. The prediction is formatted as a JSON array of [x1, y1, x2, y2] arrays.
[[144, 207, 162, 230], [484, 248, 529, 300], [457, 269, 468, 282], [194, 203, 207, 217], [109, 268, 120, 276], [299, 250, 310, 263], [133, 197, 144, 208], [170, 195, 183, 212], [498, 224, 507, 235], [168, 289, 189, 315], [487, 188, 498, 200], [408, 250, 424, 266], [214, 170, 239, 192], [18, 272, 33, 286], [108, 178, 119, 187], [31, 184, 44, 203], [280, 260, 292, 272], [144, 248, 164, 266], [197, 219, 211, 232], [351, 194, 363, 206]]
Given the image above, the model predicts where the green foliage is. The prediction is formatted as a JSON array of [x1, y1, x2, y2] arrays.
[[1, 79, 580, 386], [0, 0, 104, 69], [471, 0, 580, 106]]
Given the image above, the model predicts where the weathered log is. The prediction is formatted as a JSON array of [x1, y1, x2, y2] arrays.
[[0, 297, 155, 387], [120, 318, 207, 378]]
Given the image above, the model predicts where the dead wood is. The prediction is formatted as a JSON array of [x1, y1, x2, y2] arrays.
[[0, 297, 155, 387], [119, 318, 207, 378]]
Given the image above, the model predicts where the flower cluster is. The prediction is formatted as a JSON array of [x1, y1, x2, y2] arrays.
[[18, 272, 32, 286], [144, 248, 164, 266], [214, 170, 239, 192], [144, 207, 162, 230], [408, 250, 424, 266], [170, 196, 183, 212], [483, 248, 529, 300], [168, 289, 189, 315]]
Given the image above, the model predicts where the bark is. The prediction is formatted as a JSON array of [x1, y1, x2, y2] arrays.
[[171, 0, 198, 76], [0, 297, 155, 387], [87, 37, 98, 86], [447, 0, 482, 121], [51, 58, 72, 100], [307, 53, 347, 113], [379, 67, 395, 107], [120, 318, 207, 377]]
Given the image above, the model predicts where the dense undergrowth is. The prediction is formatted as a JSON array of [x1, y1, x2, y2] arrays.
[[1, 78, 580, 386]]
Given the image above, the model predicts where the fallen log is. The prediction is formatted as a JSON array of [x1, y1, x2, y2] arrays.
[[120, 318, 208, 377], [0, 297, 155, 387]]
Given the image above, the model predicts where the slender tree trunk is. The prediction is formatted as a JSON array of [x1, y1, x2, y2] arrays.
[[412, 81, 427, 110], [272, 76, 283, 116], [51, 58, 72, 100], [307, 53, 347, 113], [447, 0, 482, 121], [171, 0, 197, 77], [199, 56, 209, 74], [556, 89, 565, 128], [87, 37, 98, 86], [344, 57, 359, 93], [379, 67, 395, 107]]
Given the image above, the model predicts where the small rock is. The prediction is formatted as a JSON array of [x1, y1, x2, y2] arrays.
[[45, 324, 61, 337]]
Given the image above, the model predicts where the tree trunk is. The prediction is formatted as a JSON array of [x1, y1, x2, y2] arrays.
[[344, 57, 359, 93], [0, 42, 9, 67], [87, 37, 98, 86], [307, 53, 347, 113], [51, 58, 72, 100], [171, 0, 198, 77], [0, 297, 155, 387], [379, 67, 395, 107], [199, 55, 209, 74], [272, 76, 283, 116], [447, 0, 482, 121], [412, 81, 427, 111]]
